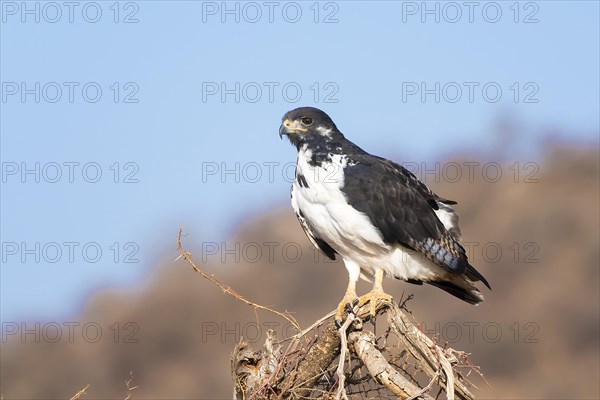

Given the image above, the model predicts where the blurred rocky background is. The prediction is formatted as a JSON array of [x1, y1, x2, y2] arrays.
[[1, 142, 598, 399]]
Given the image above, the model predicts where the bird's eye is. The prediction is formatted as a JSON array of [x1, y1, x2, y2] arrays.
[[301, 117, 313, 126]]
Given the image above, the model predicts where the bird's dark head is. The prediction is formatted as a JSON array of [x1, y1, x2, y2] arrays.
[[279, 107, 343, 149]]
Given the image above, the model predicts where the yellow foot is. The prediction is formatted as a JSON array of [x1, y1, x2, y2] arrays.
[[357, 290, 394, 318], [335, 294, 359, 326]]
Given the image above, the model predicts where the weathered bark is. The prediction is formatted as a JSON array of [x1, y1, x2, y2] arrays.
[[231, 338, 264, 399], [232, 322, 342, 399], [279, 322, 341, 399]]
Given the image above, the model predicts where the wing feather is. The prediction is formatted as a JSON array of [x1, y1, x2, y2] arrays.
[[341, 155, 468, 275], [295, 209, 337, 261]]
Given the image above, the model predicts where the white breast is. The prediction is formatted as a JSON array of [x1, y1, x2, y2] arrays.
[[291, 146, 444, 283], [291, 147, 385, 256]]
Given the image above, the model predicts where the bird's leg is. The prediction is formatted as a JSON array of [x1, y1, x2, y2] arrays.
[[335, 278, 359, 325], [357, 269, 393, 318]]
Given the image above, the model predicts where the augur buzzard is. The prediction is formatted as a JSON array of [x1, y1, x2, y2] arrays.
[[279, 107, 490, 323]]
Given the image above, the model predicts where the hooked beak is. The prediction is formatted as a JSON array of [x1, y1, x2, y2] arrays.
[[279, 122, 288, 139], [279, 118, 307, 139]]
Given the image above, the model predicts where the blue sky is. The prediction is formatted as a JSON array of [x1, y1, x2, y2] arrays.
[[1, 1, 599, 323]]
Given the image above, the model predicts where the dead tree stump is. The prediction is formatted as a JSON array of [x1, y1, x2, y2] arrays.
[[231, 300, 482, 400]]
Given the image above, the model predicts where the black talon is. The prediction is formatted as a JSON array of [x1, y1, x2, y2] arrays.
[[352, 298, 360, 307], [335, 319, 342, 329], [344, 302, 354, 313]]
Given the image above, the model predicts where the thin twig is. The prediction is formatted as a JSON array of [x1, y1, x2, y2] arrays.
[[406, 368, 440, 400], [124, 371, 138, 400], [176, 223, 300, 331], [335, 312, 356, 400], [292, 310, 335, 341], [68, 384, 90, 400]]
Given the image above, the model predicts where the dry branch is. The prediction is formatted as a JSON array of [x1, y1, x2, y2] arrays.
[[348, 331, 434, 400], [386, 304, 477, 400], [176, 224, 300, 331]]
